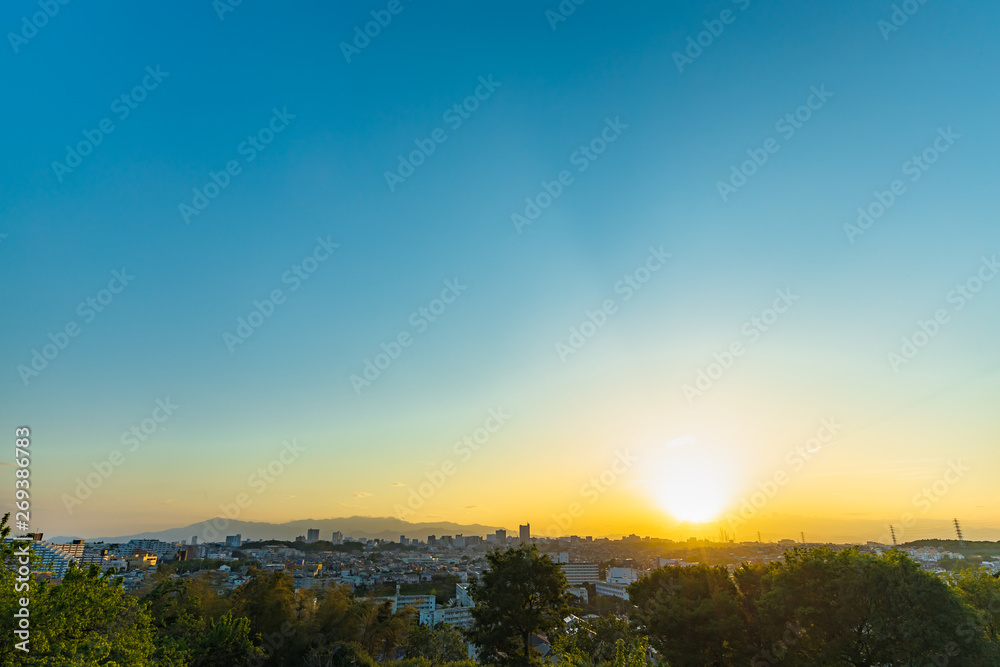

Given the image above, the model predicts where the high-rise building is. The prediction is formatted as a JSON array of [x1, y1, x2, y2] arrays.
[[225, 535, 242, 548], [519, 524, 530, 544], [331, 531, 343, 545], [307, 529, 320, 543], [191, 536, 198, 545], [495, 529, 506, 544], [427, 535, 437, 546], [400, 535, 406, 545]]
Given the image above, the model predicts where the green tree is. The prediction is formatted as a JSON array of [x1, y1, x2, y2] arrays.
[[303, 641, 377, 666], [388, 660, 476, 667], [612, 636, 651, 667], [745, 547, 998, 665], [549, 634, 589, 667], [140, 572, 233, 649], [230, 569, 297, 638], [12, 564, 160, 665], [628, 563, 750, 666], [191, 611, 267, 666], [552, 615, 644, 666], [403, 621, 468, 662], [310, 584, 358, 643], [352, 599, 414, 661], [294, 584, 416, 664], [948, 567, 1000, 644], [229, 568, 308, 664], [0, 513, 36, 666], [467, 545, 575, 665]]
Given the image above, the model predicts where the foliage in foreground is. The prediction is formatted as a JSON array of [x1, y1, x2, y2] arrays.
[[628, 546, 1000, 666], [466, 544, 575, 665], [5, 514, 1000, 667]]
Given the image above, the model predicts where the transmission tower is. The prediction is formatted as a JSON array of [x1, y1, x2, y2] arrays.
[[953, 518, 965, 546], [800, 532, 805, 545], [889, 525, 897, 547]]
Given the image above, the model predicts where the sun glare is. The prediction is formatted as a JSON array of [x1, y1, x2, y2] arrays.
[[652, 437, 732, 524]]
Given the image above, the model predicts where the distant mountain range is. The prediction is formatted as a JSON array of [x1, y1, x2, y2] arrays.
[[50, 516, 507, 545], [48, 515, 1000, 546]]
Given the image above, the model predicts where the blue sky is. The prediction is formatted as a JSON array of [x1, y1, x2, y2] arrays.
[[2, 0, 999, 540]]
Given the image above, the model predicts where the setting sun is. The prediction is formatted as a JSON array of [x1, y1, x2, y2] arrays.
[[651, 438, 733, 524]]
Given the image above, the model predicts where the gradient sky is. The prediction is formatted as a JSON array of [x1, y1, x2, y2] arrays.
[[2, 1, 999, 542]]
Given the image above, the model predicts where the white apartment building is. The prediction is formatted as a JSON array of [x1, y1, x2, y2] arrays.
[[560, 562, 599, 585], [607, 567, 639, 584], [595, 581, 630, 601]]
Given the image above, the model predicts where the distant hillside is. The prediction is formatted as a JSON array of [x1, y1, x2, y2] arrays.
[[50, 516, 506, 545], [902, 539, 1000, 558]]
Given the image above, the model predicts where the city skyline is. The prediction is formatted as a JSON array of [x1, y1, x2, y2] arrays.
[[3, 2, 999, 544]]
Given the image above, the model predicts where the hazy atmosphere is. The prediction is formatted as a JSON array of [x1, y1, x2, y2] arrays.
[[4, 0, 999, 544]]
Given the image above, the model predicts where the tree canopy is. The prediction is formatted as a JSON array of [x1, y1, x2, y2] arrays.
[[628, 546, 1000, 666], [467, 544, 576, 665], [4, 518, 1000, 667]]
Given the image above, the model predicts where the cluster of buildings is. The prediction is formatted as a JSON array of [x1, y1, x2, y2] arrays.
[[1, 522, 709, 609], [900, 546, 1000, 573], [359, 583, 476, 629], [14, 522, 994, 622], [3, 535, 196, 584]]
